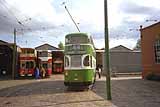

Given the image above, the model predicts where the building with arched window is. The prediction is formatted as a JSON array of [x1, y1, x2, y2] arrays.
[[141, 22, 160, 79]]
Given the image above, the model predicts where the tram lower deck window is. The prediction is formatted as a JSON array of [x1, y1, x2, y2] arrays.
[[65, 56, 69, 67], [83, 55, 89, 66]]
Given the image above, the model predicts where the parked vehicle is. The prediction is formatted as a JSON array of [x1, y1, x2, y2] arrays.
[[64, 33, 96, 88], [19, 48, 36, 77]]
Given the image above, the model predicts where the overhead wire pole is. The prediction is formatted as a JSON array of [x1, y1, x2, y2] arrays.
[[104, 0, 112, 100], [12, 28, 16, 79], [63, 4, 80, 32], [12, 27, 21, 79], [12, 20, 31, 79]]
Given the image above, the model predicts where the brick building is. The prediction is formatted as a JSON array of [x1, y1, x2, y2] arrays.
[[141, 22, 160, 78]]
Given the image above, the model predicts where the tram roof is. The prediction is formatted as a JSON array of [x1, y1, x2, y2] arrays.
[[65, 32, 90, 38]]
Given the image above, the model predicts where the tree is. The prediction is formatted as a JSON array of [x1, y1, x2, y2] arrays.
[[133, 39, 141, 50], [58, 42, 64, 50]]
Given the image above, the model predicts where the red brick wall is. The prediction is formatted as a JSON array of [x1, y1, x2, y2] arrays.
[[141, 23, 160, 78]]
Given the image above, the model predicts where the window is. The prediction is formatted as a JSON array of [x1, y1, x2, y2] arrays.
[[65, 56, 69, 67], [66, 38, 69, 44], [72, 45, 80, 50], [71, 55, 81, 67], [48, 53, 52, 57], [21, 63, 25, 68], [154, 39, 160, 63], [67, 36, 88, 44], [26, 61, 34, 69], [80, 45, 84, 50], [26, 62, 29, 69], [83, 55, 89, 66]]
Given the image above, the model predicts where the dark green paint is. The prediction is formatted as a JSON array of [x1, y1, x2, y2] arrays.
[[65, 69, 95, 83], [104, 0, 112, 100]]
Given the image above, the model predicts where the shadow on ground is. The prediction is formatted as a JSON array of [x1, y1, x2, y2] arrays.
[[92, 78, 160, 107]]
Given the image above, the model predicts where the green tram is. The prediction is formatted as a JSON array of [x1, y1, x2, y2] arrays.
[[64, 33, 96, 88]]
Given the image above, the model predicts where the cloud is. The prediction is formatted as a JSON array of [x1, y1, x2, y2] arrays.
[[6, 0, 57, 22], [109, 37, 137, 49], [0, 0, 160, 49], [120, 1, 160, 15]]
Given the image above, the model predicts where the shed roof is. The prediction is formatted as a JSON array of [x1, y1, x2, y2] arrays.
[[110, 45, 132, 52], [35, 43, 60, 51]]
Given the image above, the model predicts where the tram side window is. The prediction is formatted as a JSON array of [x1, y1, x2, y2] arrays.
[[30, 61, 34, 68], [83, 55, 89, 66], [21, 63, 25, 69], [65, 56, 69, 67], [26, 62, 29, 69]]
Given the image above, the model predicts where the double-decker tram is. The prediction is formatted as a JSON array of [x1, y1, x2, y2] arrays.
[[64, 33, 96, 88], [39, 58, 52, 77], [37, 50, 52, 77], [53, 59, 63, 73], [19, 48, 36, 77], [52, 51, 64, 73]]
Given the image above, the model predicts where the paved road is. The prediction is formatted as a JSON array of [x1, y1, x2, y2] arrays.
[[0, 75, 159, 107]]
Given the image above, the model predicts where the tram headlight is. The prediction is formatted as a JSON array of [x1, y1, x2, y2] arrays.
[[65, 71, 68, 76]]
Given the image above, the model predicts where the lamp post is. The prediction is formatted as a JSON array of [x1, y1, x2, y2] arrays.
[[104, 0, 111, 100]]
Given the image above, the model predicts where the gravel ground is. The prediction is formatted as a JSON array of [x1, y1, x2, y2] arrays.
[[0, 74, 159, 107]]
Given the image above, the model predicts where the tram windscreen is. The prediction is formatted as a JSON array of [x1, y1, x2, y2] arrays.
[[26, 61, 34, 69], [71, 55, 81, 67]]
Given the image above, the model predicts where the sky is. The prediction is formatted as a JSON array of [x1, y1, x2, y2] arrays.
[[0, 0, 160, 49]]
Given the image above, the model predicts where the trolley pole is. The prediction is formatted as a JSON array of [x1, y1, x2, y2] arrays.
[[12, 28, 16, 79], [104, 0, 112, 100], [64, 5, 80, 32]]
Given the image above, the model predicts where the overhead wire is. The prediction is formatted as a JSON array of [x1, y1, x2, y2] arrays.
[[0, 0, 21, 25], [0, 0, 61, 46]]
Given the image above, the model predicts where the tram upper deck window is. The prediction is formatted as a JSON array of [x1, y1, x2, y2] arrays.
[[27, 50, 34, 54], [66, 36, 89, 44], [21, 63, 25, 68]]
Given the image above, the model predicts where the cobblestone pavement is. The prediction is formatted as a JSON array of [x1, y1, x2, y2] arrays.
[[0, 74, 159, 107]]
